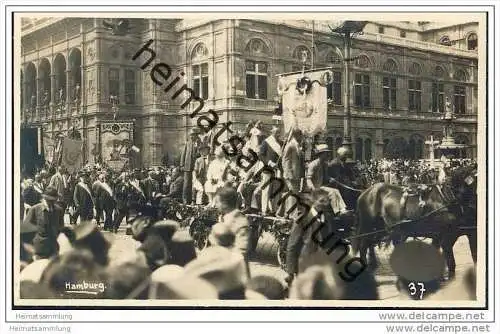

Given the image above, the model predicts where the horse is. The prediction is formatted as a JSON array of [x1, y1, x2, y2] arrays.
[[352, 167, 477, 279]]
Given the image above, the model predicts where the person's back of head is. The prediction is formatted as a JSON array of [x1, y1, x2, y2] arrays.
[[215, 186, 239, 212], [105, 260, 151, 299]]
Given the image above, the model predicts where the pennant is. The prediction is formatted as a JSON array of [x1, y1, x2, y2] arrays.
[[61, 138, 84, 174]]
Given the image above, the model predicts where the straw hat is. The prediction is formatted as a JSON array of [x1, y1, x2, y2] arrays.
[[316, 144, 331, 154]]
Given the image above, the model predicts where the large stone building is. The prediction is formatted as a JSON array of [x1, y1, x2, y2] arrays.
[[20, 17, 478, 166]]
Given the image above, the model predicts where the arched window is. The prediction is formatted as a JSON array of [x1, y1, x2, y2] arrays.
[[245, 39, 270, 100], [69, 48, 82, 101], [454, 69, 468, 82], [38, 58, 51, 108], [25, 62, 36, 110], [408, 62, 421, 76], [467, 33, 478, 50], [383, 59, 398, 73], [432, 66, 446, 113], [354, 55, 371, 69], [53, 53, 66, 105], [191, 43, 209, 100], [382, 59, 397, 112]]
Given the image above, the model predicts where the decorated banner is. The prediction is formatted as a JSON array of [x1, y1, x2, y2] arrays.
[[61, 138, 84, 173], [97, 121, 134, 172], [42, 135, 56, 164], [278, 69, 332, 136]]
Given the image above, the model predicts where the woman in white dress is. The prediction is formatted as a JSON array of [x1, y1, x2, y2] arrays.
[[204, 146, 229, 206]]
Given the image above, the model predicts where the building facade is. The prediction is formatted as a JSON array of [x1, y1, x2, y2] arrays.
[[20, 18, 478, 166]]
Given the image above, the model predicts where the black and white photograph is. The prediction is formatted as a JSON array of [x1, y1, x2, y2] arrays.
[[8, 7, 491, 313]]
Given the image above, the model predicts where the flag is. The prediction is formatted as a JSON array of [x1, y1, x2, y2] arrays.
[[42, 135, 56, 164], [280, 70, 328, 136], [61, 138, 84, 174]]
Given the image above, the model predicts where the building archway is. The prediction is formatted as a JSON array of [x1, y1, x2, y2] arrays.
[[69, 48, 82, 101], [53, 53, 67, 104], [38, 58, 51, 106], [25, 62, 36, 111]]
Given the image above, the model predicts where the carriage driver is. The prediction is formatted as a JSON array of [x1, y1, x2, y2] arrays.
[[306, 144, 348, 215]]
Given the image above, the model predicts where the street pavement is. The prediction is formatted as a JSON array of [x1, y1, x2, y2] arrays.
[[65, 215, 475, 301]]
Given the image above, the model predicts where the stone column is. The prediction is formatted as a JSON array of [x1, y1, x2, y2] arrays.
[[50, 73, 56, 114], [37, 76, 43, 119], [66, 67, 72, 114]]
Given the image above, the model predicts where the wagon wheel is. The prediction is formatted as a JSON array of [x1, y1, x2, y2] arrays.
[[248, 218, 263, 255], [276, 234, 289, 271]]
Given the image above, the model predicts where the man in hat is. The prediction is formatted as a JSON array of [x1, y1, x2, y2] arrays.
[[180, 129, 200, 204], [141, 170, 159, 205], [73, 171, 95, 224], [307, 144, 347, 215], [113, 172, 132, 233], [23, 186, 65, 259], [328, 146, 355, 185], [94, 173, 116, 231], [48, 166, 68, 212], [193, 143, 211, 205], [92, 173, 104, 226]]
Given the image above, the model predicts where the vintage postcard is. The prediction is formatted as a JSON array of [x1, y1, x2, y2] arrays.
[[11, 9, 488, 310]]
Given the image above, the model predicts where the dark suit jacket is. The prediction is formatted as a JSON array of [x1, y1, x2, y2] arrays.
[[180, 139, 199, 172], [24, 202, 65, 258], [114, 182, 131, 210], [328, 159, 355, 184], [73, 182, 95, 219], [282, 139, 304, 180], [95, 182, 116, 211], [166, 175, 184, 200], [141, 177, 159, 202]]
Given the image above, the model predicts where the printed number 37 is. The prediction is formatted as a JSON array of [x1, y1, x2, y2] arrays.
[[408, 282, 426, 300]]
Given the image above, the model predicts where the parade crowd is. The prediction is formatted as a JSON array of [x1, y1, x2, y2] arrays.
[[19, 121, 477, 301]]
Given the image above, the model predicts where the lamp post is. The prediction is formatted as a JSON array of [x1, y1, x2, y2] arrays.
[[330, 21, 367, 161]]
